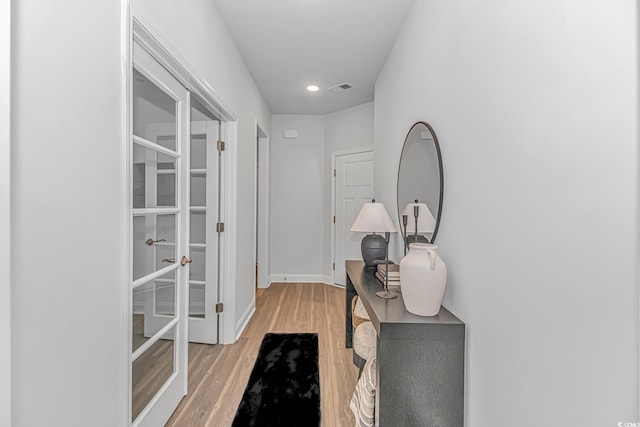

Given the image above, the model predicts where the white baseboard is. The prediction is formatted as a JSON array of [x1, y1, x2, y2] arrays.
[[133, 302, 144, 314], [326, 282, 345, 289], [235, 301, 255, 340], [269, 274, 331, 285]]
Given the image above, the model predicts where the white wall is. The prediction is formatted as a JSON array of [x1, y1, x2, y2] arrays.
[[324, 102, 374, 160], [375, 1, 638, 426], [270, 115, 327, 282], [324, 102, 374, 279], [12, 1, 126, 426], [0, 0, 11, 424], [131, 0, 271, 339], [268, 104, 374, 284], [11, 1, 271, 425]]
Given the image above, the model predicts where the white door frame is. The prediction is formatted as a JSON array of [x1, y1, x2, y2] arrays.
[[255, 121, 270, 289], [1, 0, 11, 423], [330, 146, 374, 286]]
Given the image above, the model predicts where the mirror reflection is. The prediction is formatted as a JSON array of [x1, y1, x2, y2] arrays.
[[397, 121, 443, 251]]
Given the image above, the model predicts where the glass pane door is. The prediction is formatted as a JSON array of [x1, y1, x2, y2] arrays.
[[187, 97, 220, 344], [130, 42, 189, 427]]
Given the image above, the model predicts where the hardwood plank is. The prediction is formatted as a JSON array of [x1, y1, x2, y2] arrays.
[[160, 282, 358, 427], [165, 343, 226, 426]]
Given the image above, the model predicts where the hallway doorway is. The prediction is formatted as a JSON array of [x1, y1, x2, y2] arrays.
[[128, 17, 240, 426]]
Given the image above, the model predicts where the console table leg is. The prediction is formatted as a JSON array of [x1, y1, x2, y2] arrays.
[[345, 274, 356, 348]]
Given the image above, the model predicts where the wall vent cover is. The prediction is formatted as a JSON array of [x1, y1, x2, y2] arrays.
[[328, 83, 353, 93]]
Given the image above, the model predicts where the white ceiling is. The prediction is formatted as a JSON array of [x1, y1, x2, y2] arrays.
[[215, 0, 415, 115]]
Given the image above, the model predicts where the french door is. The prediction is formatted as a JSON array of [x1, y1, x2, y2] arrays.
[[143, 118, 220, 344], [187, 118, 220, 344], [130, 42, 189, 427]]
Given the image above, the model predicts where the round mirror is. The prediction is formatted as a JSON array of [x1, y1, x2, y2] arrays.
[[397, 121, 443, 250]]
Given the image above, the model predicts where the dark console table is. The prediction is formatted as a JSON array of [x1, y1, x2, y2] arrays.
[[345, 260, 465, 427]]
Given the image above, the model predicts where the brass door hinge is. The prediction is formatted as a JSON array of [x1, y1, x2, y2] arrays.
[[215, 303, 224, 313], [216, 222, 225, 233], [333, 169, 336, 177], [333, 262, 335, 271], [333, 216, 336, 224], [217, 140, 225, 151]]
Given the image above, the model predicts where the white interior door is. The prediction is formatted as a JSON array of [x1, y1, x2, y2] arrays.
[[333, 150, 374, 285], [188, 118, 220, 344], [130, 42, 189, 427], [138, 114, 221, 346]]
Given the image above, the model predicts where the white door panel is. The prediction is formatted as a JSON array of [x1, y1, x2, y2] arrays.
[[344, 161, 373, 187], [333, 150, 374, 286], [131, 41, 189, 427], [142, 120, 220, 345], [187, 120, 220, 344]]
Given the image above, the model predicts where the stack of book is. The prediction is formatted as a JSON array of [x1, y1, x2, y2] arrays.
[[375, 263, 400, 287]]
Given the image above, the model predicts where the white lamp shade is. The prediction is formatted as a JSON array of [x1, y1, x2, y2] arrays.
[[351, 202, 397, 233], [402, 202, 436, 234]]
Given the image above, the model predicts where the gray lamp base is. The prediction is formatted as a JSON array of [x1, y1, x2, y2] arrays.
[[376, 289, 398, 299], [361, 234, 387, 269]]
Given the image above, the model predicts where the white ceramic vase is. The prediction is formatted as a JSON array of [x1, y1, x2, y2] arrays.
[[400, 243, 447, 316]]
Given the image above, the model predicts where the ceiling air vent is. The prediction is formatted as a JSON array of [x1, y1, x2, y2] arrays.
[[328, 83, 353, 94]]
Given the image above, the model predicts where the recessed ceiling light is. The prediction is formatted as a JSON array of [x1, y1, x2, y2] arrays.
[[306, 85, 320, 92]]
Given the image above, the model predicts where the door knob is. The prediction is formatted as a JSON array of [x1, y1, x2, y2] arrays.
[[162, 258, 175, 264], [145, 238, 166, 246], [181, 256, 192, 266]]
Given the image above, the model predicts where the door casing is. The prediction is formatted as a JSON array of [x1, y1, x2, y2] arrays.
[[255, 122, 270, 289], [0, 0, 11, 423]]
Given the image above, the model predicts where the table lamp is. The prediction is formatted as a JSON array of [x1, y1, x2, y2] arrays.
[[351, 199, 398, 299]]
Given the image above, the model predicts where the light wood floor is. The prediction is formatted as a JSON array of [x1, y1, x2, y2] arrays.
[[165, 282, 359, 427]]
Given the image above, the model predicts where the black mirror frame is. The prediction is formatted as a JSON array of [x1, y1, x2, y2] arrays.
[[396, 121, 444, 244]]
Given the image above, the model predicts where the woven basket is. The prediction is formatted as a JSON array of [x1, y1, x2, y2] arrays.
[[351, 295, 369, 329]]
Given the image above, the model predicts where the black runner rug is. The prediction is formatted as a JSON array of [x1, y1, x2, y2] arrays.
[[231, 333, 321, 427]]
